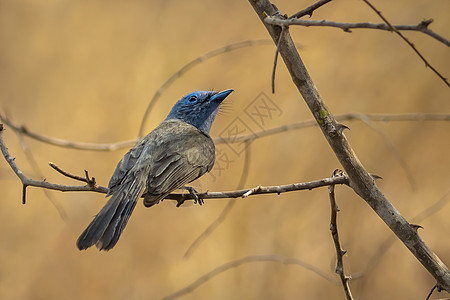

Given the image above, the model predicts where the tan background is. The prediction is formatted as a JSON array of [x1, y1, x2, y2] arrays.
[[0, 0, 449, 299]]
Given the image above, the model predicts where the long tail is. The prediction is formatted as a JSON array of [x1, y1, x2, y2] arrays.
[[77, 178, 146, 251]]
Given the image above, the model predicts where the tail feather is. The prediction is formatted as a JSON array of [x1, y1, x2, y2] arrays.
[[77, 178, 145, 251]]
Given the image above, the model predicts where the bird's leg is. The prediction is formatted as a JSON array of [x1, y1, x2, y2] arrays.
[[180, 186, 204, 206]]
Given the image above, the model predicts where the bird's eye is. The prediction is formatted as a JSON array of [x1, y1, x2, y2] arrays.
[[188, 96, 198, 103]]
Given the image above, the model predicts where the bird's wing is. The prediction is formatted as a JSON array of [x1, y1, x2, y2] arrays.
[[107, 138, 149, 196], [143, 130, 215, 206]]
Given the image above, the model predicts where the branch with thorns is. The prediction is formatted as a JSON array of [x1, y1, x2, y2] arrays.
[[249, 0, 450, 292], [0, 124, 350, 205], [264, 17, 449, 47], [265, 1, 449, 89], [329, 169, 353, 300]]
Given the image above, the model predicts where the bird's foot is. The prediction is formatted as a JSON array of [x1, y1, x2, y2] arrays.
[[179, 186, 204, 207]]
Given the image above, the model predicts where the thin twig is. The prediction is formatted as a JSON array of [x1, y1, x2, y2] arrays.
[[165, 176, 349, 202], [272, 25, 286, 93], [14, 128, 68, 219], [361, 0, 449, 87], [0, 112, 137, 151], [49, 162, 90, 183], [0, 127, 107, 199], [425, 284, 437, 300], [2, 112, 448, 151], [1, 126, 350, 203], [214, 113, 450, 144], [264, 17, 450, 47], [329, 169, 353, 300], [162, 255, 339, 300], [290, 0, 333, 19]]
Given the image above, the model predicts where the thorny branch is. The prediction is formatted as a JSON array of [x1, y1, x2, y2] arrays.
[[290, 0, 333, 19], [249, 0, 450, 292], [264, 17, 450, 47], [329, 169, 353, 300], [0, 124, 349, 204], [361, 0, 449, 87]]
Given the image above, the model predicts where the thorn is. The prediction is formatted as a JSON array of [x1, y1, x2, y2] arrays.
[[332, 169, 345, 177], [184, 186, 204, 205], [419, 19, 433, 28], [410, 223, 424, 232], [370, 173, 383, 181], [22, 184, 27, 204], [176, 196, 187, 208], [336, 122, 350, 134]]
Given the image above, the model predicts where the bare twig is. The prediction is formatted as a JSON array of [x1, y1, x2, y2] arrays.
[[164, 176, 349, 202], [329, 169, 353, 300], [290, 0, 333, 19], [184, 141, 252, 258], [0, 112, 137, 151], [0, 126, 108, 200], [249, 0, 450, 291], [1, 126, 350, 204], [2, 112, 448, 151], [49, 162, 89, 184], [214, 113, 450, 144], [272, 25, 286, 93], [361, 0, 449, 87], [264, 17, 450, 47], [425, 284, 438, 300], [162, 254, 339, 300], [13, 128, 69, 219]]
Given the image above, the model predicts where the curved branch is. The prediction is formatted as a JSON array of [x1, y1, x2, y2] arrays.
[[162, 255, 340, 300]]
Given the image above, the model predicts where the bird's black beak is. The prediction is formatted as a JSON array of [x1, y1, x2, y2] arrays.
[[211, 89, 234, 103]]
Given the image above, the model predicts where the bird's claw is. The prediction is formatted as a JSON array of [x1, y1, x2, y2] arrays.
[[183, 186, 204, 206]]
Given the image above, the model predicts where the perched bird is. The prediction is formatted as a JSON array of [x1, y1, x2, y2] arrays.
[[77, 89, 233, 251]]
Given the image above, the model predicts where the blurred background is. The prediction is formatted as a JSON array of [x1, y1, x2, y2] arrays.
[[0, 0, 449, 299]]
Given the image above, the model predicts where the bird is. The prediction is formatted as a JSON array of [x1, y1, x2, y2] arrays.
[[77, 89, 234, 251]]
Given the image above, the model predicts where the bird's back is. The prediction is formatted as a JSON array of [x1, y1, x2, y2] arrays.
[[108, 119, 215, 207]]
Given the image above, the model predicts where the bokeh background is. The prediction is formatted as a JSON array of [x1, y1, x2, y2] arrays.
[[0, 0, 449, 299]]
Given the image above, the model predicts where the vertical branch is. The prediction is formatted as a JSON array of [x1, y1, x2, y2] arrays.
[[247, 0, 450, 291], [329, 170, 353, 300]]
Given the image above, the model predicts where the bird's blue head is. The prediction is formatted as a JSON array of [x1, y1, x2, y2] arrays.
[[166, 89, 234, 134]]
